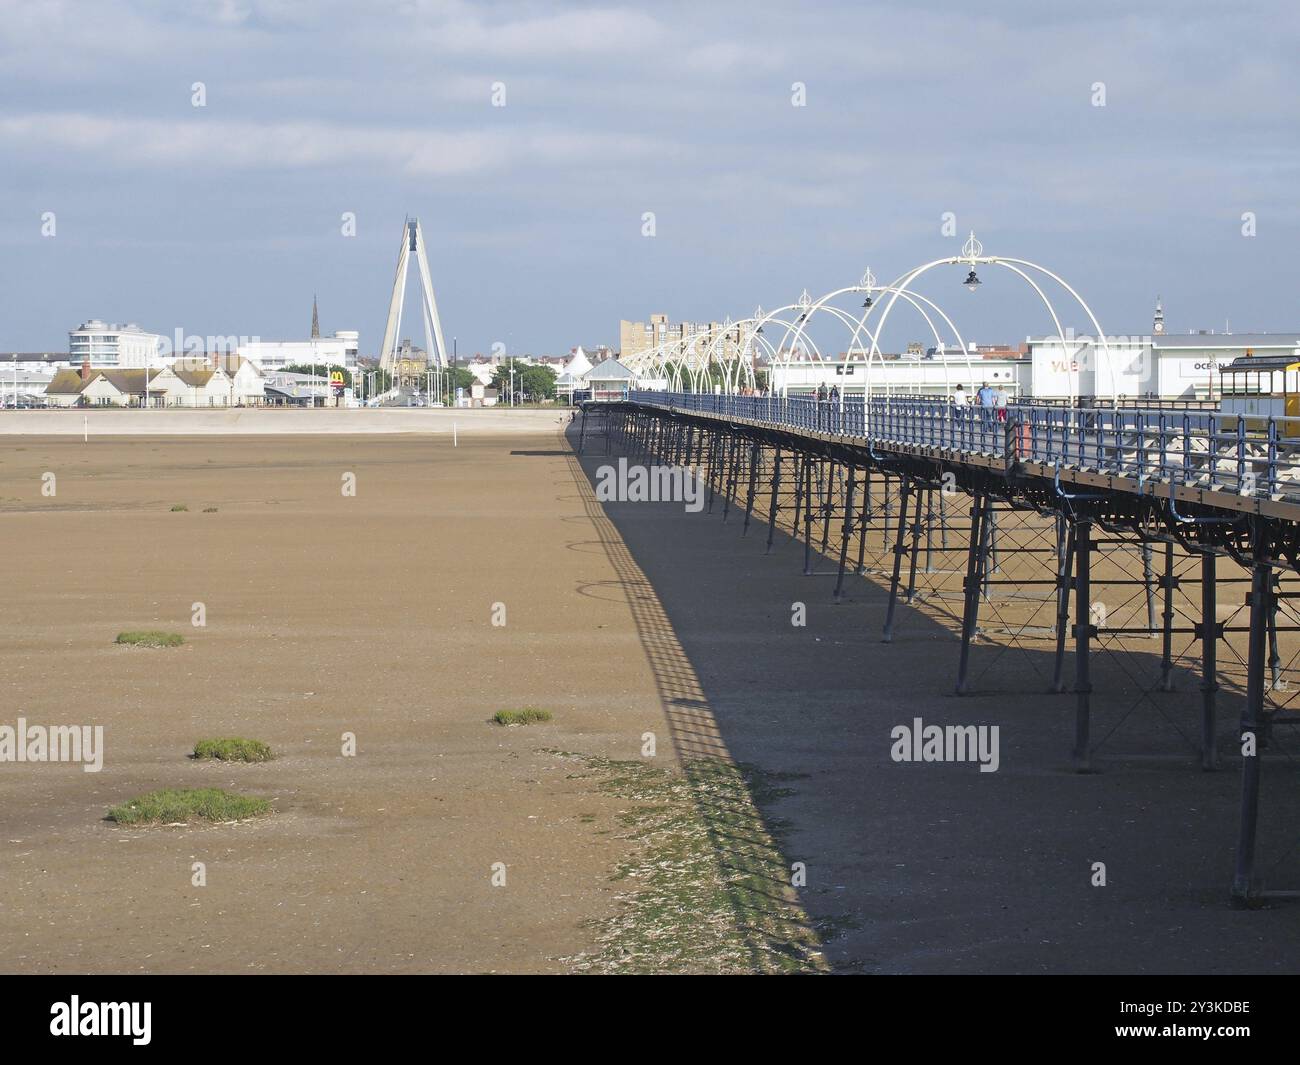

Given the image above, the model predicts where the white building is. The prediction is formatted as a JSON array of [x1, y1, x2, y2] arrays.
[[555, 346, 595, 403], [69, 320, 163, 368], [770, 351, 1024, 397], [237, 331, 360, 372], [586, 357, 638, 402], [149, 358, 266, 406], [1025, 332, 1300, 400], [465, 360, 496, 386], [45, 357, 265, 407]]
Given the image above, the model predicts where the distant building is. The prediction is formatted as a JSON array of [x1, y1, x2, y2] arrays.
[[45, 356, 265, 407], [263, 370, 330, 407], [386, 338, 428, 382], [46, 366, 162, 407], [151, 357, 266, 406], [586, 357, 638, 402], [237, 331, 359, 372], [620, 315, 748, 362], [0, 352, 70, 372], [468, 382, 500, 407], [1025, 331, 1300, 400], [0, 369, 53, 406], [770, 350, 1025, 397], [69, 320, 163, 368], [465, 359, 496, 386], [555, 346, 596, 403]]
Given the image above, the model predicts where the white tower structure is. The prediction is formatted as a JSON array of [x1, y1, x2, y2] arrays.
[[378, 218, 448, 374]]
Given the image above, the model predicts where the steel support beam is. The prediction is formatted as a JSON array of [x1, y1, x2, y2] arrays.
[[1073, 519, 1095, 772]]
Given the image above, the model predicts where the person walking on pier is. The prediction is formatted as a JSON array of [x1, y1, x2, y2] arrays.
[[949, 382, 970, 446], [976, 381, 996, 434], [816, 382, 827, 429]]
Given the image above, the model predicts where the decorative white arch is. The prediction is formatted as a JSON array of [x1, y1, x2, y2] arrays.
[[773, 271, 976, 403], [630, 234, 1112, 406], [870, 233, 1116, 403]]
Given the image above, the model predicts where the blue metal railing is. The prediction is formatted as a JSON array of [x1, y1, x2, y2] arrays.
[[624, 391, 1300, 505]]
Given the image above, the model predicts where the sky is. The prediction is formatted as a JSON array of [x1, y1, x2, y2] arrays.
[[2, 0, 1298, 357]]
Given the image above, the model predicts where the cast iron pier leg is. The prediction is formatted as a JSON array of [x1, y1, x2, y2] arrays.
[[1051, 524, 1076, 694], [834, 469, 856, 604], [1159, 542, 1176, 692], [765, 448, 783, 554], [1231, 525, 1271, 905], [882, 476, 914, 643], [1200, 550, 1219, 771], [742, 441, 761, 536], [904, 482, 924, 603], [1072, 519, 1095, 772], [955, 493, 988, 694], [803, 458, 816, 576]]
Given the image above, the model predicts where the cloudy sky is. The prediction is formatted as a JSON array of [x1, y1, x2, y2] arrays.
[[2, 0, 1297, 356]]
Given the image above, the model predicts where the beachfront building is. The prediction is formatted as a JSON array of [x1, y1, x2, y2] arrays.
[[69, 320, 164, 368], [147, 359, 266, 406], [620, 315, 748, 365], [769, 348, 1026, 398], [1024, 332, 1300, 400], [555, 346, 596, 403], [45, 357, 265, 407], [45, 367, 162, 406], [236, 331, 360, 372], [586, 357, 638, 402]]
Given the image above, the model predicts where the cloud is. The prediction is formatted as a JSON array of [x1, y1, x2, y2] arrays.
[[0, 112, 665, 176]]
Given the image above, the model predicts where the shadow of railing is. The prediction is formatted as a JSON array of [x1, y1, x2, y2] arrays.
[[560, 429, 828, 972]]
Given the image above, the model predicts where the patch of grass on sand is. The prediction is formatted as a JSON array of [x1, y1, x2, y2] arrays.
[[170, 503, 188, 512], [492, 708, 553, 726], [548, 751, 833, 975], [202, 506, 218, 513], [115, 630, 184, 648], [192, 737, 274, 763], [107, 788, 270, 825]]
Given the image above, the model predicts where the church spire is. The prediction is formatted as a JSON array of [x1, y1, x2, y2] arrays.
[[311, 294, 320, 339]]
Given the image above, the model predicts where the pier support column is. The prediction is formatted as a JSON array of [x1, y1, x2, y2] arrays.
[[765, 449, 783, 553], [1050, 523, 1076, 694], [955, 493, 988, 694], [1232, 525, 1271, 906], [791, 453, 806, 537], [1072, 519, 1096, 772], [1199, 550, 1220, 771], [882, 476, 914, 643], [1267, 573, 1282, 739], [721, 434, 739, 522], [834, 469, 857, 604], [705, 432, 719, 514], [855, 469, 872, 574], [742, 442, 761, 536], [904, 481, 924, 604], [820, 462, 837, 552], [1142, 542, 1157, 635], [803, 457, 817, 576], [1159, 542, 1176, 691]]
